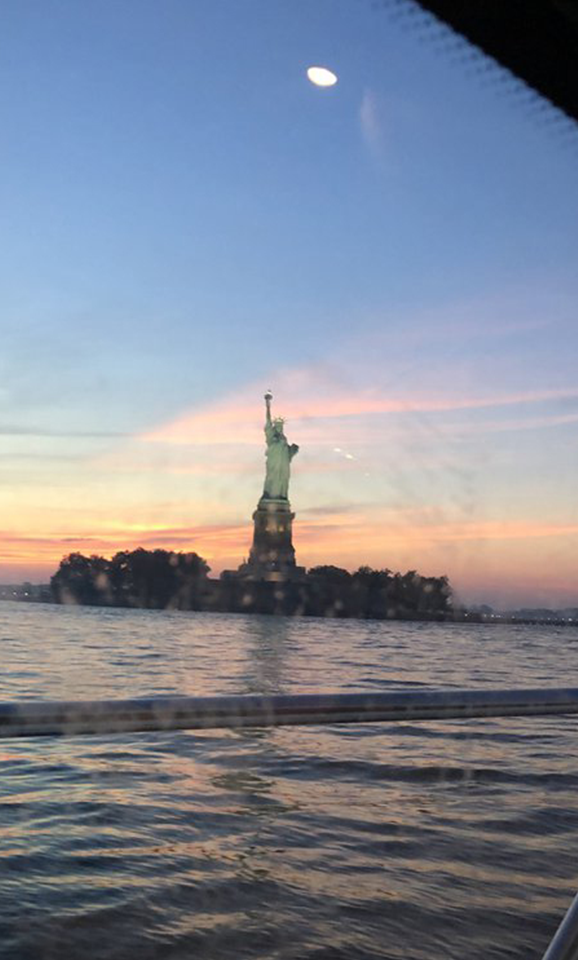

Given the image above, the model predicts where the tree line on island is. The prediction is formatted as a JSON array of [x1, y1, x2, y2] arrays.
[[51, 549, 210, 610], [51, 549, 453, 620]]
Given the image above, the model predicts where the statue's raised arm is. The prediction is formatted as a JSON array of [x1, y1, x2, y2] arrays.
[[261, 392, 298, 501], [264, 391, 272, 426]]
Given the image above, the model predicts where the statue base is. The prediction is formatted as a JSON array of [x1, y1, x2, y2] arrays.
[[235, 497, 305, 582]]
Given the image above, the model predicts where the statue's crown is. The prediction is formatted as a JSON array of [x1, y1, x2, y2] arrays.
[[273, 416, 285, 426]]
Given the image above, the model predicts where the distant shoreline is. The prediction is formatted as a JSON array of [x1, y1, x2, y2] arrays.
[[1, 589, 577, 628]]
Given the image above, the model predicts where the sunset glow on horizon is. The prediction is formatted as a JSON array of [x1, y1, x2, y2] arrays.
[[3, 358, 578, 608]]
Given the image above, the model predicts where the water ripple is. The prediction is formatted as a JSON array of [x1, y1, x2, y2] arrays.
[[0, 604, 577, 959]]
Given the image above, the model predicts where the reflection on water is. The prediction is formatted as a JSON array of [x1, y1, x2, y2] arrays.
[[240, 615, 292, 695], [1, 602, 578, 959]]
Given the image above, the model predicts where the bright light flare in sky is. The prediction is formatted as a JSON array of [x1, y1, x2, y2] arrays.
[[307, 66, 338, 87]]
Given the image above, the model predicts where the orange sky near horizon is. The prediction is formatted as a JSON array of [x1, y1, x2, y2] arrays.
[[2, 513, 578, 609]]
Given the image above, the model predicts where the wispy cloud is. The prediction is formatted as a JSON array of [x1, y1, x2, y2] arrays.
[[0, 427, 127, 438], [359, 88, 385, 156], [141, 365, 578, 447], [0, 522, 251, 573], [439, 411, 578, 437]]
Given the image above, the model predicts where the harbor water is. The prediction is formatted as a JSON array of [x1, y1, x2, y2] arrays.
[[1, 601, 578, 960]]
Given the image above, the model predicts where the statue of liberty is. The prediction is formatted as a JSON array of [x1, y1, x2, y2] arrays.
[[262, 391, 299, 500], [229, 390, 303, 580]]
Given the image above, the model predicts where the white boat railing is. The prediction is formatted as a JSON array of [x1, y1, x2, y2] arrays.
[[3, 685, 578, 960], [2, 686, 578, 738]]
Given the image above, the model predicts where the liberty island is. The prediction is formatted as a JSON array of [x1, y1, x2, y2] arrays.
[[48, 392, 453, 619]]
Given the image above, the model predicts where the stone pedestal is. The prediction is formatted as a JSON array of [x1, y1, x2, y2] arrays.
[[237, 497, 305, 582]]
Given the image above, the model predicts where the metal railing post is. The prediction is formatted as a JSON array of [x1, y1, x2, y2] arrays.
[[542, 893, 578, 960]]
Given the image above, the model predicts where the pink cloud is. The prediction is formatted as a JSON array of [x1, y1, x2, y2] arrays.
[[141, 367, 578, 447]]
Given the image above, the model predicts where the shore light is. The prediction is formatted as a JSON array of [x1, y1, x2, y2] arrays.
[[307, 66, 338, 87]]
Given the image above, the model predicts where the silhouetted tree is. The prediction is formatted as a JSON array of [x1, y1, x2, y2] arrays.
[[170, 551, 211, 609], [51, 552, 112, 605], [51, 548, 210, 609], [305, 565, 352, 616], [308, 565, 352, 583], [386, 570, 453, 618], [350, 567, 393, 618]]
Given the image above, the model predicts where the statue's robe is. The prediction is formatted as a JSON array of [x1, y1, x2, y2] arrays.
[[263, 422, 297, 499]]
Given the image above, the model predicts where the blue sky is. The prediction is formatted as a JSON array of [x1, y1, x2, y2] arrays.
[[1, 0, 577, 607]]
